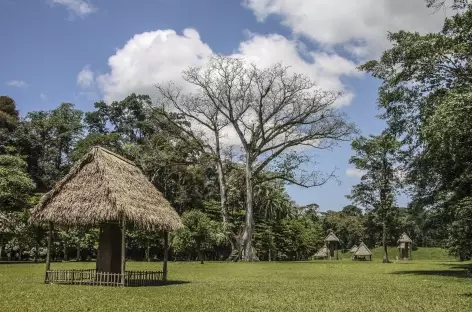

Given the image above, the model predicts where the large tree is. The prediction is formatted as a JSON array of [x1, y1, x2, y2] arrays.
[[172, 56, 355, 261], [347, 134, 402, 263], [359, 5, 472, 258]]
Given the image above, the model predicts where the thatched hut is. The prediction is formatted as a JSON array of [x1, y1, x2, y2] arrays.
[[324, 231, 340, 260], [30, 147, 183, 286], [349, 245, 358, 253], [353, 242, 372, 261], [313, 245, 328, 260], [397, 232, 413, 260]]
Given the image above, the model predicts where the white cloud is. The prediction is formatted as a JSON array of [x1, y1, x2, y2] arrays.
[[96, 28, 213, 102], [233, 33, 361, 106], [89, 28, 363, 149], [243, 0, 451, 57], [40, 92, 47, 100], [346, 168, 365, 178], [49, 0, 96, 18], [94, 29, 359, 107], [6, 80, 28, 88], [77, 65, 95, 88]]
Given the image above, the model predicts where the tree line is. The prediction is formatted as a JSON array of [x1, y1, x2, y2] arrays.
[[1, 1, 472, 263]]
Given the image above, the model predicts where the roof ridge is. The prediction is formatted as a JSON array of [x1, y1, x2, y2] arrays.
[[93, 146, 136, 167]]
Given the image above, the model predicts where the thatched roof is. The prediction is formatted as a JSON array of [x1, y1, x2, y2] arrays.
[[313, 245, 328, 258], [349, 245, 358, 253], [324, 231, 340, 242], [354, 242, 372, 257], [30, 147, 183, 231], [398, 232, 412, 243]]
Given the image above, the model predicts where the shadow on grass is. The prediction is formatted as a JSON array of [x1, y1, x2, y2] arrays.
[[126, 280, 190, 287], [460, 293, 472, 298], [440, 263, 472, 270], [51, 280, 190, 288], [392, 266, 471, 279]]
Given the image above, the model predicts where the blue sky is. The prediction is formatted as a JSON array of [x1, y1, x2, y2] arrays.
[[0, 0, 448, 211]]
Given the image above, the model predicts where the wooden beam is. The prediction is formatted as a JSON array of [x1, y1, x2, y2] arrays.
[[121, 218, 126, 286], [163, 231, 169, 281], [45, 222, 53, 283]]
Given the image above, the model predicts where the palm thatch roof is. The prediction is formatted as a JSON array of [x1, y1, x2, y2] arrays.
[[30, 147, 183, 231], [349, 245, 358, 253], [313, 245, 328, 258], [324, 231, 340, 242], [354, 242, 372, 257], [398, 232, 412, 244]]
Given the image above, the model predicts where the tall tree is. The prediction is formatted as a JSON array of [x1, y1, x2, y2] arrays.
[[156, 83, 232, 255], [347, 134, 402, 263], [359, 6, 472, 258], [180, 56, 356, 261]]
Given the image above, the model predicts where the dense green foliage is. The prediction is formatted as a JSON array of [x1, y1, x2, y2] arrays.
[[360, 4, 472, 260], [1, 260, 471, 311]]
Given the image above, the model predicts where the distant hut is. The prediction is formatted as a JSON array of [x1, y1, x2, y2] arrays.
[[349, 245, 358, 253], [324, 231, 340, 260], [397, 232, 413, 260], [30, 147, 183, 286], [353, 242, 372, 261], [313, 245, 328, 260]]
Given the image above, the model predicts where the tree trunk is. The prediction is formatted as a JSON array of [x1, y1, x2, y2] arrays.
[[63, 244, 67, 261], [0, 233, 4, 260], [76, 245, 81, 261], [242, 157, 256, 261], [215, 158, 228, 227], [382, 222, 389, 263], [146, 238, 150, 262], [34, 241, 39, 263], [197, 242, 204, 264], [19, 246, 22, 261], [97, 223, 122, 273]]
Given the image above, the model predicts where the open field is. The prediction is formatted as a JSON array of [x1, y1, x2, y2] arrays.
[[1, 257, 471, 311]]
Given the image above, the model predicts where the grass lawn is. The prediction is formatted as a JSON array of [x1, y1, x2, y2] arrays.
[[1, 257, 471, 311]]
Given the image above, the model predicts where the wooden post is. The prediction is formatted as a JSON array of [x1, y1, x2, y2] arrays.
[[121, 218, 126, 286], [163, 231, 169, 281], [45, 222, 53, 283]]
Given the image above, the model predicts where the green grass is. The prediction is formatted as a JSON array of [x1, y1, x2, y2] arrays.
[[371, 247, 456, 261], [1, 257, 471, 311]]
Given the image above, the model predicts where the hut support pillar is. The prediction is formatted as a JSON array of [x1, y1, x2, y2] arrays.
[[121, 218, 126, 286], [163, 231, 168, 281], [45, 222, 53, 283]]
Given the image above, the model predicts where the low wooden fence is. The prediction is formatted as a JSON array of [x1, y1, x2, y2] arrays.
[[45, 269, 163, 287]]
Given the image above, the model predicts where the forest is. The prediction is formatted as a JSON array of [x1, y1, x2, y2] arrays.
[[1, 1, 472, 264]]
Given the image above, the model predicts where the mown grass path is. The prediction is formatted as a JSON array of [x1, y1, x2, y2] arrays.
[[1, 259, 471, 311]]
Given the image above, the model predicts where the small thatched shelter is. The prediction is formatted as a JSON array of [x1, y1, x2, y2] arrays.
[[313, 245, 328, 260], [30, 146, 183, 286], [324, 231, 340, 260], [397, 232, 413, 260], [353, 242, 372, 261], [349, 245, 358, 253]]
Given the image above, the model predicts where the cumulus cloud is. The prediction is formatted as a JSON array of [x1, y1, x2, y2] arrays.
[[96, 28, 213, 102], [49, 0, 97, 18], [94, 28, 359, 107], [77, 65, 95, 88], [6, 80, 28, 88], [86, 28, 363, 149], [243, 0, 450, 57], [346, 168, 365, 178], [233, 33, 361, 106]]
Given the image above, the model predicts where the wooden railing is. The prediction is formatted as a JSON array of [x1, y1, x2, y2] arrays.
[[45, 269, 164, 287]]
